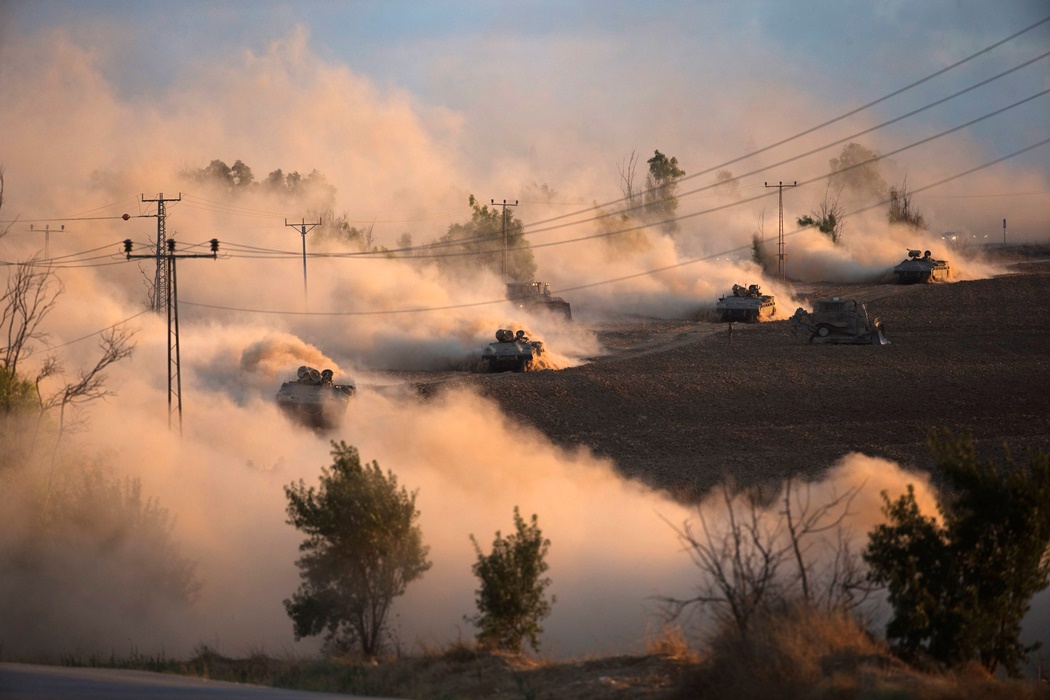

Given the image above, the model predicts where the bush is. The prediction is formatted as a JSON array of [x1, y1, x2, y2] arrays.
[[467, 507, 554, 653], [864, 431, 1050, 676]]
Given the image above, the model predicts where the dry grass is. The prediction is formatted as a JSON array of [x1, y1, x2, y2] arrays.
[[672, 603, 1050, 700], [61, 617, 1050, 699]]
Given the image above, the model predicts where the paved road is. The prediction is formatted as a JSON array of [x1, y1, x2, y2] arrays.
[[0, 663, 395, 699]]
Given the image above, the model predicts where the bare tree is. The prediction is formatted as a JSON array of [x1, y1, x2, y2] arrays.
[[41, 326, 136, 437], [781, 476, 868, 611], [797, 185, 847, 244], [888, 176, 926, 230], [1, 260, 62, 376], [0, 166, 9, 241], [659, 478, 869, 637], [617, 150, 640, 208], [661, 483, 788, 637]]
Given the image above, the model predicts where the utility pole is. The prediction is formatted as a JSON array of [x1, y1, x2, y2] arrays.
[[28, 223, 64, 259], [765, 181, 797, 279], [491, 199, 519, 282], [124, 237, 219, 435], [1003, 218, 1007, 248], [285, 217, 321, 302], [141, 193, 182, 312]]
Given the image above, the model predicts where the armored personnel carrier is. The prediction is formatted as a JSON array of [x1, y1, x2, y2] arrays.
[[506, 281, 572, 320], [276, 365, 356, 429], [481, 328, 545, 372], [790, 298, 889, 345], [716, 284, 776, 322], [893, 249, 950, 284]]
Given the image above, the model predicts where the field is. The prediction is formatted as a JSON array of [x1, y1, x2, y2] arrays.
[[48, 257, 1050, 699], [463, 259, 1050, 499]]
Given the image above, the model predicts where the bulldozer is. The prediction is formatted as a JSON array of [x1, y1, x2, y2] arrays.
[[789, 298, 889, 345], [506, 281, 572, 320]]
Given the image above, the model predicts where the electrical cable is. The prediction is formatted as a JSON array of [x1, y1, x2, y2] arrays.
[[21, 309, 152, 358], [177, 135, 1050, 316], [517, 13, 1050, 231]]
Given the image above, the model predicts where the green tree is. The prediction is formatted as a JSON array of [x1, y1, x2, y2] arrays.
[[0, 365, 37, 416], [797, 187, 845, 244], [185, 159, 255, 195], [467, 507, 554, 653], [828, 142, 887, 201], [435, 195, 536, 282], [644, 150, 686, 234], [284, 442, 431, 658], [864, 431, 1050, 676]]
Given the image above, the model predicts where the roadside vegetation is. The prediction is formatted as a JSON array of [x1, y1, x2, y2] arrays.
[[53, 432, 1050, 699]]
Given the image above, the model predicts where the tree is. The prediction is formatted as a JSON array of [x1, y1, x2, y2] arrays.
[[828, 142, 887, 201], [284, 442, 431, 658], [434, 195, 537, 282], [467, 507, 554, 653], [618, 149, 641, 207], [864, 431, 1050, 676], [797, 185, 846, 244], [643, 150, 686, 235], [312, 209, 371, 250], [1, 260, 61, 377], [1, 261, 134, 436], [713, 169, 740, 199], [887, 176, 926, 229], [660, 478, 866, 638]]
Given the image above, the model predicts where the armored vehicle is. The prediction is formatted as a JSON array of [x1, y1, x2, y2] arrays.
[[506, 281, 572, 320], [893, 249, 950, 284], [276, 365, 356, 429], [481, 328, 545, 372], [716, 283, 776, 322], [790, 298, 889, 345]]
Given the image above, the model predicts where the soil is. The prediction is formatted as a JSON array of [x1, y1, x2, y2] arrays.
[[407, 258, 1050, 500], [366, 256, 1050, 698]]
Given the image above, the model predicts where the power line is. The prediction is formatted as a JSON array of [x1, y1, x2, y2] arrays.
[[21, 309, 153, 358], [515, 13, 1050, 232], [177, 136, 1050, 318]]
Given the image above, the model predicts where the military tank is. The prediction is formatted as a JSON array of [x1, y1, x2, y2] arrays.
[[276, 365, 356, 429], [716, 284, 776, 322], [506, 281, 572, 320], [481, 329, 545, 372], [790, 298, 889, 345], [893, 249, 950, 284]]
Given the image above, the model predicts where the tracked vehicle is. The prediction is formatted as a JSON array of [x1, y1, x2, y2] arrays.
[[276, 365, 356, 429], [893, 249, 950, 284], [506, 281, 572, 320], [790, 298, 889, 345], [716, 284, 776, 322], [481, 328, 545, 372]]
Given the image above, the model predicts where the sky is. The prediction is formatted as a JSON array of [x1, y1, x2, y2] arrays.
[[1, 0, 1049, 663]]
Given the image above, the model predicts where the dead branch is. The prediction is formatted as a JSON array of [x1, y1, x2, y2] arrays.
[[1, 261, 62, 375]]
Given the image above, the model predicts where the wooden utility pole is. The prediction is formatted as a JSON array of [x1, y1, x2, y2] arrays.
[[765, 181, 797, 279], [491, 199, 519, 282], [285, 218, 321, 302]]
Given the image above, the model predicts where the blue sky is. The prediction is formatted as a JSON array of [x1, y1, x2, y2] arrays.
[[2, 1, 1048, 238]]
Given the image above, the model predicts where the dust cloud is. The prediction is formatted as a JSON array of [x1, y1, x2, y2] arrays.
[[1, 318, 949, 660], [1, 10, 1048, 664]]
